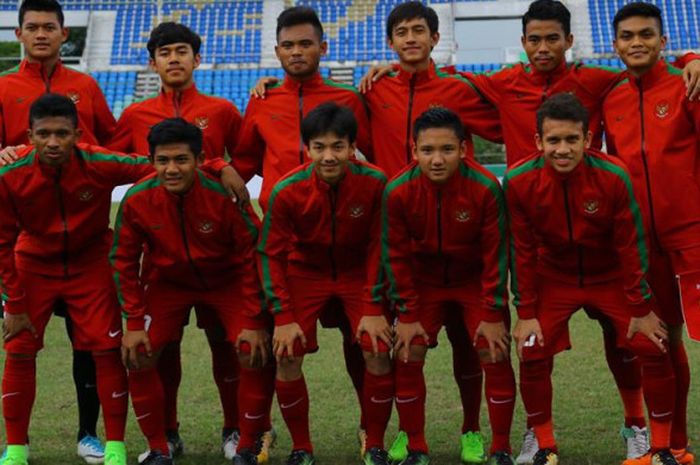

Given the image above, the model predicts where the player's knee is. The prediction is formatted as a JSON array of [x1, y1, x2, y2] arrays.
[[276, 356, 303, 381], [477, 346, 508, 365], [407, 344, 427, 362], [363, 351, 391, 375]]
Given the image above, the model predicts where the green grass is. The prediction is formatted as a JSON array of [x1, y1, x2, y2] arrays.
[[1, 311, 698, 465]]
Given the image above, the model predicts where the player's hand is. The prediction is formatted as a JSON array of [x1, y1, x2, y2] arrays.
[[220, 166, 250, 206], [236, 328, 271, 367], [356, 315, 393, 357], [0, 145, 25, 167], [513, 318, 544, 361], [683, 59, 700, 100], [272, 322, 306, 363], [394, 320, 429, 363], [250, 76, 279, 99], [358, 64, 394, 93], [627, 311, 668, 353], [121, 329, 151, 370], [475, 320, 510, 363], [2, 312, 37, 342]]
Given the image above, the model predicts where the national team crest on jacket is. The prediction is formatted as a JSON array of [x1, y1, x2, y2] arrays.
[[78, 189, 93, 202], [195, 116, 209, 130], [583, 200, 599, 215], [455, 210, 471, 222], [198, 220, 214, 233], [655, 101, 670, 119], [349, 204, 365, 218], [66, 91, 80, 104]]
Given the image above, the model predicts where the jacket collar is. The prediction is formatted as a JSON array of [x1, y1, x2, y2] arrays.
[[20, 58, 65, 80], [281, 72, 325, 92], [158, 83, 200, 103], [395, 60, 438, 85], [526, 59, 569, 86], [542, 152, 587, 181], [627, 59, 668, 91], [312, 162, 351, 192], [417, 159, 466, 194]]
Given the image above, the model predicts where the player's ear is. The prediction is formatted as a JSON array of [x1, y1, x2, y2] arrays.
[[148, 58, 157, 72], [430, 31, 440, 49], [584, 130, 592, 149], [412, 143, 419, 161], [535, 132, 544, 152], [61, 26, 69, 43], [14, 27, 21, 40], [75, 127, 82, 141], [193, 53, 201, 69], [564, 33, 574, 51], [195, 151, 205, 165], [459, 140, 467, 159], [319, 40, 328, 57]]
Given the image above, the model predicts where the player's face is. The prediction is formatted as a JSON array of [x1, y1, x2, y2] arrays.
[[613, 16, 666, 75], [150, 42, 200, 90], [28, 116, 80, 167], [413, 127, 465, 185], [16, 11, 68, 61], [521, 19, 573, 73], [152, 143, 203, 195], [275, 24, 327, 80], [307, 132, 354, 185], [536, 118, 591, 175], [388, 18, 439, 67]]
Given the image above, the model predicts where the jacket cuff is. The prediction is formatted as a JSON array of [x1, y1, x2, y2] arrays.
[[481, 308, 505, 323], [3, 296, 26, 315], [243, 314, 268, 330], [516, 304, 536, 320], [630, 300, 654, 318], [126, 317, 145, 331], [273, 310, 296, 326], [202, 157, 230, 174], [363, 301, 384, 317], [397, 309, 419, 324]]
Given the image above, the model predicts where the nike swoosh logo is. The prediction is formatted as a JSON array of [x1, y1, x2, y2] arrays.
[[224, 377, 239, 383], [622, 356, 638, 363], [109, 330, 122, 338], [136, 412, 151, 420], [112, 391, 128, 398], [84, 384, 96, 389], [460, 373, 482, 381], [370, 396, 393, 404], [280, 398, 304, 409], [1, 392, 20, 399], [489, 397, 514, 405], [244, 412, 266, 420], [651, 411, 672, 419], [395, 396, 419, 404], [526, 411, 544, 418]]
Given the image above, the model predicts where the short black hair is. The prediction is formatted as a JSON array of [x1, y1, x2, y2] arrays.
[[613, 2, 664, 36], [412, 107, 465, 143], [147, 22, 202, 59], [301, 102, 357, 146], [536, 93, 589, 135], [276, 6, 324, 42], [19, 0, 64, 27], [386, 1, 439, 39], [522, 0, 571, 36], [147, 118, 203, 158], [29, 93, 77, 128]]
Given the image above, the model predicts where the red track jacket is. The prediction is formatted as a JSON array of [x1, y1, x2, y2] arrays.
[[109, 84, 239, 172], [0, 144, 152, 315], [504, 150, 653, 319], [232, 72, 372, 209], [0, 59, 115, 146], [364, 61, 502, 178], [110, 170, 264, 331], [257, 160, 386, 325], [603, 60, 700, 252], [382, 158, 508, 323]]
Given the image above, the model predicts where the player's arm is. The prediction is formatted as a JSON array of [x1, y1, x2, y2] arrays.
[[90, 79, 117, 145], [232, 99, 264, 181], [109, 197, 151, 368], [382, 186, 428, 361], [257, 187, 305, 361], [453, 75, 503, 143], [347, 94, 374, 162], [0, 179, 36, 342], [105, 106, 135, 153], [357, 177, 392, 355], [217, 104, 250, 205], [503, 175, 543, 359], [474, 178, 510, 362]]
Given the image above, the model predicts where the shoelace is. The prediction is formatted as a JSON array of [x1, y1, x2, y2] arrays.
[[628, 430, 649, 458], [286, 450, 310, 465], [521, 430, 538, 453], [81, 436, 104, 453], [368, 448, 389, 463], [656, 450, 680, 465]]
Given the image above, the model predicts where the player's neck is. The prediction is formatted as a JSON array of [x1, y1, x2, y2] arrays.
[[398, 58, 432, 74], [25, 54, 60, 76], [626, 61, 657, 80], [162, 79, 195, 94]]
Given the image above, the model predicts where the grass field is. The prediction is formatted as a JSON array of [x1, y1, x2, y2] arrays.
[[0, 311, 698, 465]]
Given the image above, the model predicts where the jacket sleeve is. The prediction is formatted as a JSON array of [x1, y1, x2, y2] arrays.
[[363, 179, 386, 316], [478, 179, 509, 322], [348, 94, 374, 162], [0, 179, 25, 315], [110, 198, 148, 330], [232, 99, 264, 182], [257, 186, 295, 325], [94, 151, 154, 186], [90, 80, 117, 145], [612, 171, 654, 317], [459, 70, 503, 107], [231, 203, 267, 329], [225, 104, 243, 159], [672, 52, 700, 69], [503, 175, 538, 319], [382, 186, 419, 322], [452, 75, 503, 143], [106, 107, 135, 154]]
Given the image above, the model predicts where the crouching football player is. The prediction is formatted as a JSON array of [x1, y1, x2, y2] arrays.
[[507, 94, 678, 465], [383, 107, 516, 465], [110, 118, 272, 465], [257, 103, 391, 465]]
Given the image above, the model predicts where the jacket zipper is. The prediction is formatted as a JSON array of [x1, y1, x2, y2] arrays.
[[562, 181, 583, 287], [542, 75, 552, 102], [436, 190, 449, 285], [405, 74, 417, 165], [40, 66, 51, 93], [54, 169, 69, 277], [173, 91, 182, 117], [178, 196, 209, 289], [298, 86, 305, 164], [328, 187, 338, 281], [637, 80, 661, 251]]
